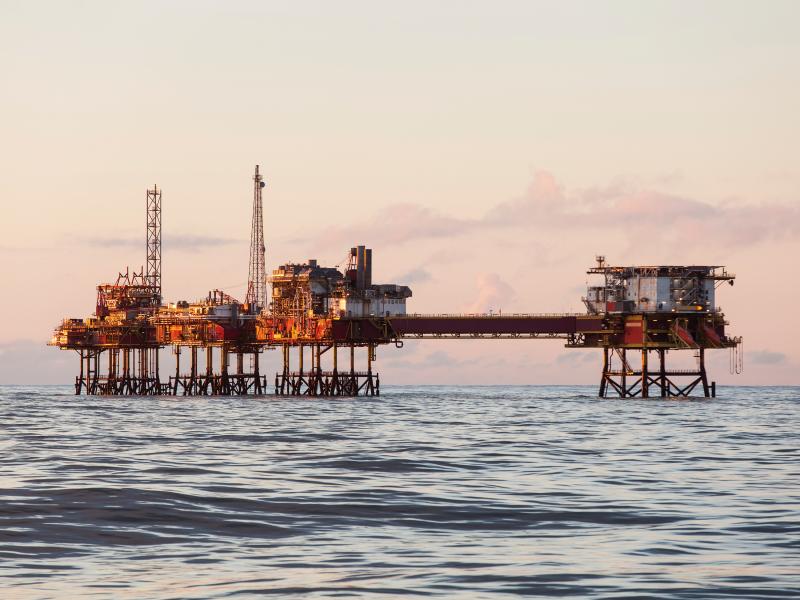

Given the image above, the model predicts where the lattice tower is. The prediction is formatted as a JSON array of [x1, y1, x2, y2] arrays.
[[146, 185, 162, 304], [246, 165, 267, 311]]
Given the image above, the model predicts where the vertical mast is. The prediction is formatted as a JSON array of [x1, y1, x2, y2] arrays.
[[146, 185, 162, 305], [246, 165, 266, 312]]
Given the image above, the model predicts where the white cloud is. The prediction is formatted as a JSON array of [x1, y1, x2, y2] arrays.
[[464, 273, 515, 314]]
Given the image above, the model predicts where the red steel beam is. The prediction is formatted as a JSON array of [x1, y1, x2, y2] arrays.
[[330, 315, 606, 342], [389, 315, 604, 336]]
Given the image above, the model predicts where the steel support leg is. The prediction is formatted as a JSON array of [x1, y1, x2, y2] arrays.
[[206, 346, 214, 395], [122, 348, 131, 394], [332, 343, 339, 395], [621, 349, 627, 397], [253, 351, 262, 394], [699, 348, 710, 397], [599, 347, 608, 397], [221, 347, 230, 394], [641, 349, 649, 399], [154, 348, 160, 394], [190, 347, 198, 395], [174, 347, 181, 395]]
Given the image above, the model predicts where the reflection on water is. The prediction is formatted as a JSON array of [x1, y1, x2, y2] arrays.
[[1, 385, 798, 598]]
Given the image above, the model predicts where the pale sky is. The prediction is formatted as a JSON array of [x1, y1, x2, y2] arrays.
[[1, 0, 798, 385]]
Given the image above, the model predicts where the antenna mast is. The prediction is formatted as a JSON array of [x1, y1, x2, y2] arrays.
[[146, 184, 162, 305], [246, 165, 266, 312]]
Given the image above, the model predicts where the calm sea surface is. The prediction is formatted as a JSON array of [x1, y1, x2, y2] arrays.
[[1, 385, 798, 599]]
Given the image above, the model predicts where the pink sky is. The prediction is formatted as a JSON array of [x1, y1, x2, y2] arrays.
[[1, 1, 798, 385]]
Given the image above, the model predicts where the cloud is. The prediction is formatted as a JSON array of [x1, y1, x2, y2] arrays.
[[464, 273, 515, 314], [301, 203, 476, 248], [489, 172, 800, 250], [290, 170, 800, 252], [167, 234, 245, 249], [394, 267, 432, 285], [86, 234, 244, 250], [748, 350, 787, 365]]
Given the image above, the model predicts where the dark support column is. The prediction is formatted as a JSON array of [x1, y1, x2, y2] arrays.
[[236, 352, 244, 375], [699, 348, 710, 397], [297, 345, 304, 396], [283, 345, 291, 395], [253, 351, 262, 394], [206, 346, 213, 394], [372, 344, 379, 397], [174, 347, 180, 395], [599, 347, 608, 398], [314, 344, 322, 395], [331, 343, 339, 396], [221, 346, 230, 394], [350, 344, 356, 395], [92, 351, 99, 394], [332, 343, 338, 373], [154, 348, 160, 393], [659, 349, 667, 397], [109, 349, 117, 380], [88, 349, 93, 392], [122, 348, 130, 394], [621, 348, 627, 398], [80, 350, 87, 395], [86, 349, 92, 394], [641, 349, 649, 398], [298, 344, 304, 375], [190, 346, 198, 394], [279, 344, 289, 395], [367, 343, 375, 396], [77, 350, 84, 395], [131, 348, 137, 392]]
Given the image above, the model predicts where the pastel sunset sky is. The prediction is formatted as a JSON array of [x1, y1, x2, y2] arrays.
[[1, 1, 798, 384]]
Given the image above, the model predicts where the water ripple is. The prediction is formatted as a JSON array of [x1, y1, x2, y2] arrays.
[[1, 385, 798, 598]]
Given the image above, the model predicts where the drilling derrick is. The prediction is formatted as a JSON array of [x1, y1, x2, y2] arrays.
[[246, 165, 267, 313], [146, 185, 162, 305]]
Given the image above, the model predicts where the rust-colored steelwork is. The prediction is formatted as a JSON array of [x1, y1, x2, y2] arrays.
[[49, 173, 741, 398]]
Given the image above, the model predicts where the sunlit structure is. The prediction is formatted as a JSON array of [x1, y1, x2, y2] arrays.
[[50, 170, 741, 398]]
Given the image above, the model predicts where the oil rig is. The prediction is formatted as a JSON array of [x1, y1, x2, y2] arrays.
[[50, 167, 742, 398]]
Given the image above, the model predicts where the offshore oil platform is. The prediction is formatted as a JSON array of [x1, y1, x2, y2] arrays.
[[50, 166, 742, 398]]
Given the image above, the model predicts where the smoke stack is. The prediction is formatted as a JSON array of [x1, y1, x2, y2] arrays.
[[365, 248, 372, 288], [356, 245, 366, 290]]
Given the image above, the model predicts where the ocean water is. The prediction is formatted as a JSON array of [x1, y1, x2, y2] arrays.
[[1, 385, 798, 599]]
